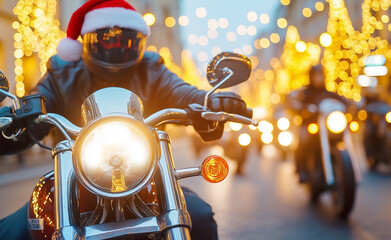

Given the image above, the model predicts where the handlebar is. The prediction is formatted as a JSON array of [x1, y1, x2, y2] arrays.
[[144, 105, 258, 128], [1, 105, 257, 140]]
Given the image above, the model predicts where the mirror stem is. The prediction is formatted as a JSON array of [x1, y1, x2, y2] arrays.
[[203, 68, 233, 109], [0, 89, 20, 109]]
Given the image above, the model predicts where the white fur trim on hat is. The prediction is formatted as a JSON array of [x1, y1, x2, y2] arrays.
[[57, 37, 83, 62], [81, 7, 150, 36]]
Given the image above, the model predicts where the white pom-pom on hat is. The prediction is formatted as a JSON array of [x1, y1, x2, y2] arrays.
[[57, 38, 83, 62], [57, 0, 150, 62]]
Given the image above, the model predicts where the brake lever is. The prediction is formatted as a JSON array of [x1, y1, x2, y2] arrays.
[[201, 111, 259, 126]]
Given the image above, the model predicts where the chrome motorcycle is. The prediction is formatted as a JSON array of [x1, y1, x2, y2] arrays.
[[297, 98, 360, 219], [0, 52, 257, 239]]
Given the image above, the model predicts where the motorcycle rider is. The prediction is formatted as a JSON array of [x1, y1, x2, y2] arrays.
[[361, 86, 390, 168], [286, 64, 350, 183], [0, 0, 250, 239]]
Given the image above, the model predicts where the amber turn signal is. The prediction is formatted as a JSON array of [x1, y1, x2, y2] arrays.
[[201, 155, 229, 183]]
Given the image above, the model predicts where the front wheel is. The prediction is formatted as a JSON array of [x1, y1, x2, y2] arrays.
[[331, 147, 356, 219]]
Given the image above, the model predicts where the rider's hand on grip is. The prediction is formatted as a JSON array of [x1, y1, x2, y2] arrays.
[[187, 104, 224, 141], [208, 92, 252, 118]]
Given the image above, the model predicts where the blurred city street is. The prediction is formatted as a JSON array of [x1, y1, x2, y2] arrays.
[[1, 134, 391, 240], [1, 0, 391, 239]]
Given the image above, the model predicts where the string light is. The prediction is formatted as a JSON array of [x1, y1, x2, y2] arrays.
[[13, 0, 65, 97]]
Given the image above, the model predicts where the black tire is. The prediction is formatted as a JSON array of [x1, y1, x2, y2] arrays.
[[331, 147, 356, 219], [306, 149, 324, 203]]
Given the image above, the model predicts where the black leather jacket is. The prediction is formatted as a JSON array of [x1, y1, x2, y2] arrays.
[[0, 52, 207, 154]]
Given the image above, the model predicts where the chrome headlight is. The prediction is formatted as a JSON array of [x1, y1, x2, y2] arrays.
[[326, 111, 347, 134], [73, 115, 159, 198]]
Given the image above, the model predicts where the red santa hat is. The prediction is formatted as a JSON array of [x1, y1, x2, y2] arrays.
[[57, 0, 150, 62]]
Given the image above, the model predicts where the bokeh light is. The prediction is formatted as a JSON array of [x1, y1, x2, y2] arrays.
[[247, 11, 258, 22], [178, 16, 189, 26], [208, 29, 218, 39], [143, 13, 156, 26], [270, 33, 280, 43], [277, 18, 288, 28], [227, 31, 237, 42], [219, 18, 229, 28], [198, 36, 208, 46], [319, 32, 332, 47], [237, 25, 247, 35], [196, 7, 207, 18], [247, 26, 257, 36], [208, 19, 218, 29], [165, 17, 176, 28], [315, 2, 325, 11], [260, 14, 270, 24], [302, 8, 312, 17], [188, 34, 198, 44], [295, 41, 307, 52]]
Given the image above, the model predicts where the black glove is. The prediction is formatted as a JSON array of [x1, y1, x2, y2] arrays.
[[208, 92, 252, 118]]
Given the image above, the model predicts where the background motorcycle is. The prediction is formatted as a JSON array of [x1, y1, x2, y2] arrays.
[[0, 52, 257, 239], [363, 101, 391, 170], [295, 98, 360, 219]]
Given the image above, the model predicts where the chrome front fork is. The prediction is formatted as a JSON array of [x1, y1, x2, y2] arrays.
[[156, 130, 192, 240], [318, 115, 335, 186], [52, 140, 82, 239]]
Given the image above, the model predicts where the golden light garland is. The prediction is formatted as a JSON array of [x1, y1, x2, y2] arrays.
[[275, 26, 321, 96], [322, 0, 391, 102], [13, 0, 65, 97]]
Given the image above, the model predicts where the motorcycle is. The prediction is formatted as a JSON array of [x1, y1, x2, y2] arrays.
[[295, 98, 360, 219], [363, 101, 391, 170], [0, 52, 257, 239]]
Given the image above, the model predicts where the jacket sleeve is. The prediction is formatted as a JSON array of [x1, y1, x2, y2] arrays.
[[0, 71, 61, 155], [149, 56, 207, 110]]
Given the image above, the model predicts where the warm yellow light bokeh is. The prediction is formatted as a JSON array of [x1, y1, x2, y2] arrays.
[[277, 18, 288, 28], [302, 8, 312, 18], [165, 17, 176, 28], [295, 41, 307, 52], [143, 13, 156, 26], [319, 32, 333, 47]]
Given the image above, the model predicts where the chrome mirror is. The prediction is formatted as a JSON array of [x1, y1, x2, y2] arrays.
[[206, 52, 251, 89], [0, 70, 9, 103], [204, 52, 252, 108]]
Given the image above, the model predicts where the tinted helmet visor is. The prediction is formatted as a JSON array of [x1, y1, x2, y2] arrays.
[[83, 27, 146, 69]]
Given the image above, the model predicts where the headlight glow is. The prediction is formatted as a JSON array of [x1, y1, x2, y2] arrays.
[[326, 111, 347, 134], [386, 112, 391, 123], [73, 116, 159, 198], [238, 133, 251, 146], [277, 117, 290, 130], [278, 132, 293, 147]]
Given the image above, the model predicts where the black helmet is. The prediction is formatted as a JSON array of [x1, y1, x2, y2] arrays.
[[82, 26, 146, 79]]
